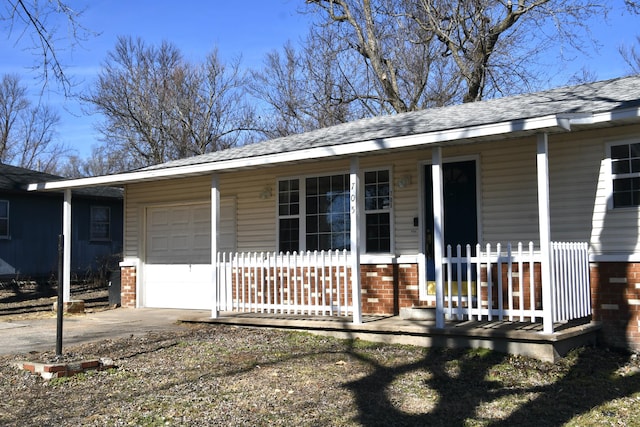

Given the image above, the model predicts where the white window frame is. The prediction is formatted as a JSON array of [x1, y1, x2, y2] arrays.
[[362, 167, 394, 254], [607, 139, 640, 210], [276, 178, 301, 253], [277, 167, 393, 254]]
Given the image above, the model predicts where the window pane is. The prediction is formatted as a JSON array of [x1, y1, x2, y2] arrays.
[[612, 159, 630, 174], [91, 207, 110, 240], [278, 179, 299, 217], [613, 177, 640, 208], [305, 174, 350, 251], [614, 191, 632, 207], [279, 218, 299, 253], [631, 143, 640, 158], [366, 213, 390, 252], [0, 201, 8, 218], [278, 179, 300, 250], [306, 177, 317, 195], [611, 144, 629, 159], [614, 178, 632, 192], [306, 196, 318, 214], [306, 215, 317, 233], [0, 219, 7, 237], [363, 171, 391, 251]]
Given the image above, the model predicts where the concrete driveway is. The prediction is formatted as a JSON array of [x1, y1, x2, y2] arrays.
[[0, 308, 210, 355]]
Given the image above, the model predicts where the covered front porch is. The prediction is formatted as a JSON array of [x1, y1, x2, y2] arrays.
[[210, 237, 593, 344], [209, 137, 594, 338]]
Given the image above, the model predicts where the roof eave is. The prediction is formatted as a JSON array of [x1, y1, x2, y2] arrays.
[[25, 113, 591, 192]]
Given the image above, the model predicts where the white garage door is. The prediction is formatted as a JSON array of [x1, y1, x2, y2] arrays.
[[142, 199, 236, 309]]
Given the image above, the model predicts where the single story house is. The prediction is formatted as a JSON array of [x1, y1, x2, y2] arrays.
[[1, 164, 123, 287], [29, 75, 640, 352]]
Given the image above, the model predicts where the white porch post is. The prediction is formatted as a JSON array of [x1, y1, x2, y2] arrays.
[[350, 157, 362, 325], [432, 147, 445, 329], [537, 133, 554, 333], [62, 188, 72, 302], [211, 174, 220, 319]]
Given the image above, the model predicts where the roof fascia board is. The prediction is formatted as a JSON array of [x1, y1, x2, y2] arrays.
[[566, 106, 640, 126], [28, 114, 565, 191]]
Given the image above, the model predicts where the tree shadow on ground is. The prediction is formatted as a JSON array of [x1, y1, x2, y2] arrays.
[[344, 340, 639, 427]]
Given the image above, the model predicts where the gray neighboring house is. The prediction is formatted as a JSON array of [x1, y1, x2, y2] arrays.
[[28, 75, 640, 352], [0, 164, 123, 283]]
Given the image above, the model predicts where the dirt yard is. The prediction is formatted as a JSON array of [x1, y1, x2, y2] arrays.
[[1, 281, 639, 426], [0, 279, 109, 319]]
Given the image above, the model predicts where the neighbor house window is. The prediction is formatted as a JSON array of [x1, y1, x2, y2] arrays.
[[0, 200, 8, 238], [610, 142, 640, 208], [90, 206, 111, 241], [277, 169, 391, 253]]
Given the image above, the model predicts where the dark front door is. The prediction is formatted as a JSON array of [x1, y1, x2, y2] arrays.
[[424, 160, 478, 285]]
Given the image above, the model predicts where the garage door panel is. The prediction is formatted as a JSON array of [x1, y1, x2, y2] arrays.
[[146, 204, 212, 264], [143, 200, 236, 309]]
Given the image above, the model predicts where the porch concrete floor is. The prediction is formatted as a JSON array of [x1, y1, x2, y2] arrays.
[[179, 312, 602, 363]]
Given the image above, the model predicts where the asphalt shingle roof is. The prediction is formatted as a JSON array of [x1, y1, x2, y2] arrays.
[[142, 75, 640, 172], [0, 163, 122, 198]]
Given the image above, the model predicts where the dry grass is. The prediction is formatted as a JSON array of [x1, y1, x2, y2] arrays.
[[1, 283, 639, 426], [0, 324, 639, 426]]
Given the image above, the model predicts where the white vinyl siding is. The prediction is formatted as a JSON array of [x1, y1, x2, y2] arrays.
[[480, 138, 540, 245], [122, 124, 640, 264], [589, 127, 640, 255], [219, 197, 237, 252], [549, 133, 602, 244]]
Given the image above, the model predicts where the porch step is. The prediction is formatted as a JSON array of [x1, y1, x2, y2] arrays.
[[181, 313, 602, 363], [400, 306, 436, 321]]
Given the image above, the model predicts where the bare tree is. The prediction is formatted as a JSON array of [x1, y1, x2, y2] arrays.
[[83, 37, 257, 170], [1, 1, 91, 93], [0, 74, 65, 173], [302, 0, 608, 112], [59, 145, 129, 178], [620, 37, 640, 74], [250, 36, 367, 138]]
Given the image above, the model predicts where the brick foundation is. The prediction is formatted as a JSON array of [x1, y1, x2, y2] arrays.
[[120, 266, 137, 308], [360, 264, 421, 314], [590, 262, 640, 352], [121, 261, 640, 352]]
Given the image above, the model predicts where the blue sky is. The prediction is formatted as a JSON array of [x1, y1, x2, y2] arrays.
[[1, 1, 639, 160]]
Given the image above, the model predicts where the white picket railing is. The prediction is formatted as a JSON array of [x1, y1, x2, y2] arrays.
[[442, 241, 591, 323], [215, 250, 352, 316], [215, 241, 591, 326], [442, 242, 542, 322], [550, 242, 591, 322]]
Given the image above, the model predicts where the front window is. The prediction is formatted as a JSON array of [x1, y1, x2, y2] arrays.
[[277, 169, 391, 253], [278, 179, 300, 253], [0, 201, 8, 238], [90, 206, 111, 241], [305, 174, 350, 251], [610, 142, 640, 208], [364, 170, 391, 252]]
